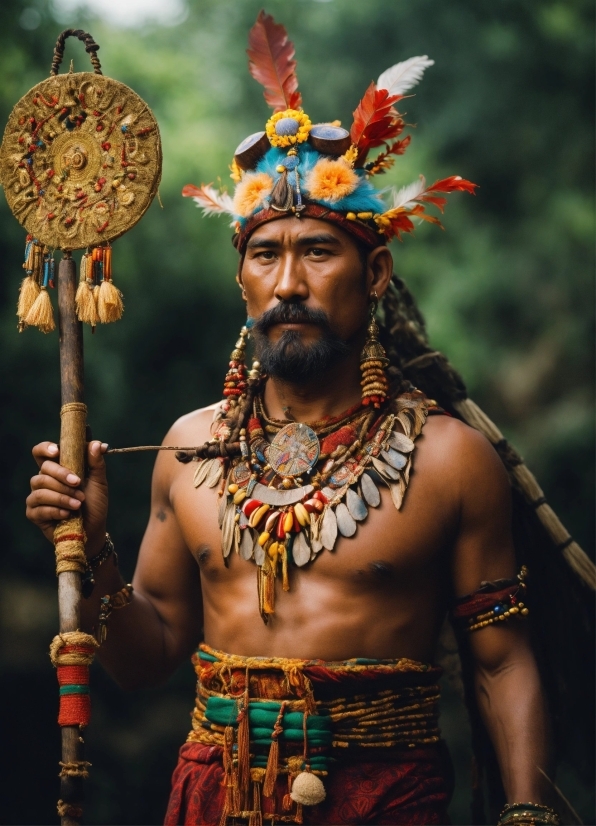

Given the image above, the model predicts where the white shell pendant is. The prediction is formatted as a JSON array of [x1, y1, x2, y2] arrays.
[[320, 506, 338, 550], [239, 527, 254, 560], [381, 447, 408, 471], [388, 431, 415, 453], [389, 475, 407, 510], [397, 412, 412, 437], [221, 502, 236, 557], [193, 459, 210, 488], [233, 523, 241, 555], [218, 491, 228, 528], [361, 472, 381, 507], [372, 456, 400, 481], [335, 502, 357, 537], [346, 487, 368, 522], [293, 531, 311, 567], [206, 459, 223, 488]]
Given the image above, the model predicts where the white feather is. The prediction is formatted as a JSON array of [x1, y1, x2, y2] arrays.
[[190, 184, 235, 216], [377, 56, 435, 96], [390, 176, 426, 210]]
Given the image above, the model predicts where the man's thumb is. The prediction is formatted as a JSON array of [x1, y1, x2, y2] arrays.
[[87, 440, 107, 476]]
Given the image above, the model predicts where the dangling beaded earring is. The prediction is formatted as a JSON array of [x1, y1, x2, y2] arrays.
[[222, 323, 250, 412], [360, 293, 389, 408]]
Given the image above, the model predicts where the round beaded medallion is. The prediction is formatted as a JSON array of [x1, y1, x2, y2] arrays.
[[268, 422, 320, 478]]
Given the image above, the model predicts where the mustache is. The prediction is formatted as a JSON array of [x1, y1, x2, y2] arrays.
[[253, 302, 331, 334]]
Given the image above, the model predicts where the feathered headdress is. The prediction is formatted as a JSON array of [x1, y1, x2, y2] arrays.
[[183, 10, 477, 249]]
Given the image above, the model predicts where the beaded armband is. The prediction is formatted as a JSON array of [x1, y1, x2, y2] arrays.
[[452, 566, 529, 632], [498, 802, 560, 825]]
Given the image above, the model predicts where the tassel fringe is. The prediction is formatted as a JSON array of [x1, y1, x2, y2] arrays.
[[97, 279, 124, 323], [25, 287, 55, 333], [17, 276, 41, 326]]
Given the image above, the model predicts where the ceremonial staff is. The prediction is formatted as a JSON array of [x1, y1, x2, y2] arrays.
[[0, 30, 162, 824]]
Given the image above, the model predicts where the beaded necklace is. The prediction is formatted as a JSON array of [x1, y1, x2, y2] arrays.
[[193, 388, 430, 621]]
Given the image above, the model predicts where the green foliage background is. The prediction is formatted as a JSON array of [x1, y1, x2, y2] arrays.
[[0, 0, 593, 823]]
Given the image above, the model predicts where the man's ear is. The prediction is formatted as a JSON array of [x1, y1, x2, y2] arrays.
[[366, 246, 394, 299], [236, 256, 245, 291]]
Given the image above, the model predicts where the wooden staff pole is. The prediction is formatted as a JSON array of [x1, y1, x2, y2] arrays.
[[56, 252, 86, 826]]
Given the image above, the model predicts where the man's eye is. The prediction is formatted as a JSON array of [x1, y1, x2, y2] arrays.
[[309, 248, 327, 257], [258, 251, 275, 260]]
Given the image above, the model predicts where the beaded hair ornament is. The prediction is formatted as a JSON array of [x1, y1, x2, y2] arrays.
[[183, 10, 476, 250]]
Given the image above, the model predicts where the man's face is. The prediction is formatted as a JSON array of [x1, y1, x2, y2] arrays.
[[239, 216, 387, 382]]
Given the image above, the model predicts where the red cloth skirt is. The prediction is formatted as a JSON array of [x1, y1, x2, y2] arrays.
[[165, 741, 452, 825]]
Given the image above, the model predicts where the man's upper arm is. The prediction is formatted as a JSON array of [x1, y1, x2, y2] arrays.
[[451, 423, 517, 598], [131, 413, 209, 663]]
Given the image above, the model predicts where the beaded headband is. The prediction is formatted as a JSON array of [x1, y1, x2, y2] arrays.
[[183, 11, 477, 249]]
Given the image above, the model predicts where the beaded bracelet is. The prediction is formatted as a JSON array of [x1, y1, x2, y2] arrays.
[[498, 802, 560, 826], [82, 533, 117, 598], [97, 583, 133, 644]]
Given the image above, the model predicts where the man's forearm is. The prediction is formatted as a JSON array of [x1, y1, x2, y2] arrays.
[[474, 646, 552, 804], [79, 551, 177, 690]]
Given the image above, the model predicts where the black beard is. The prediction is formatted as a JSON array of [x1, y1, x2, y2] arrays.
[[252, 302, 351, 384]]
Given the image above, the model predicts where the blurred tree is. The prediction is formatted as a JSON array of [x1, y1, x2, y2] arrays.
[[0, 0, 593, 823]]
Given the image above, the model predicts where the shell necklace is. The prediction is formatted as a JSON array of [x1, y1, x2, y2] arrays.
[[193, 390, 430, 621]]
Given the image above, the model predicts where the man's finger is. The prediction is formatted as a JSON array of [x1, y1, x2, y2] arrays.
[[26, 504, 71, 523], [27, 489, 82, 511], [30, 474, 85, 500], [32, 441, 60, 469], [39, 460, 80, 487]]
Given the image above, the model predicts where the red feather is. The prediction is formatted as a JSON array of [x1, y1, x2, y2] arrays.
[[247, 10, 301, 112], [350, 83, 403, 158], [425, 176, 478, 195]]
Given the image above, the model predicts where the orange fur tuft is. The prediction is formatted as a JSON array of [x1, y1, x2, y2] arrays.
[[306, 159, 359, 203], [233, 172, 274, 217]]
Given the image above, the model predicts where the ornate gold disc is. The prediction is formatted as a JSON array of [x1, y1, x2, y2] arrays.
[[0, 71, 162, 250]]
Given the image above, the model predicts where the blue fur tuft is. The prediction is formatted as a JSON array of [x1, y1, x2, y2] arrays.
[[234, 143, 386, 224]]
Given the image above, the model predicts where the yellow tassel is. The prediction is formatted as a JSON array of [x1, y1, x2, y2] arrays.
[[25, 287, 55, 333], [97, 279, 124, 323], [236, 677, 251, 802], [263, 702, 286, 799], [248, 779, 263, 826], [262, 737, 279, 799], [282, 544, 290, 592], [17, 276, 40, 326], [76, 281, 99, 326]]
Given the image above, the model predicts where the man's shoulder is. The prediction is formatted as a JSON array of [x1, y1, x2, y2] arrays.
[[419, 411, 508, 491], [163, 401, 223, 447]]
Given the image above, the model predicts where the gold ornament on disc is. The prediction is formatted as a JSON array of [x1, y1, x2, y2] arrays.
[[0, 68, 161, 250]]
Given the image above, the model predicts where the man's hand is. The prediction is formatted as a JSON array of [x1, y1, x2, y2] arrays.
[[27, 440, 109, 556]]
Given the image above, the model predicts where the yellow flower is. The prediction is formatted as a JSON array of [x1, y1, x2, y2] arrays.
[[232, 172, 274, 217], [342, 144, 359, 168], [266, 109, 312, 148], [306, 158, 359, 203], [229, 158, 242, 183]]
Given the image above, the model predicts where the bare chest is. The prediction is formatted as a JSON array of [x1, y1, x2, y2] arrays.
[[170, 456, 456, 594]]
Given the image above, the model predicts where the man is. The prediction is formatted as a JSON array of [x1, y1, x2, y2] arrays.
[[25, 12, 569, 826]]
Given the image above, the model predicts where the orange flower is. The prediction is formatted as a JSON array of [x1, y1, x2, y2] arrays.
[[306, 158, 359, 203], [233, 172, 274, 217]]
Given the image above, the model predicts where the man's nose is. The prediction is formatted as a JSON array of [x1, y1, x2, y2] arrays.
[[274, 253, 308, 302]]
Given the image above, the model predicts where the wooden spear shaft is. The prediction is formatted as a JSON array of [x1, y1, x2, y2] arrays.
[[56, 253, 87, 826]]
